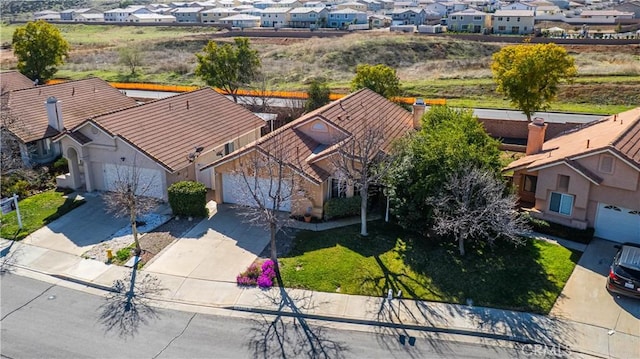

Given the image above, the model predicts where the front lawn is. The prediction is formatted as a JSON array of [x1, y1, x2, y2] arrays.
[[279, 221, 581, 314], [0, 190, 85, 240]]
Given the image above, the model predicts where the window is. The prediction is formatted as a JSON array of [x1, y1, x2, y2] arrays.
[[473, 16, 481, 20], [497, 16, 503, 21], [498, 25, 506, 30], [224, 142, 234, 155], [331, 178, 347, 198], [451, 15, 457, 20], [549, 192, 573, 216], [523, 175, 537, 193], [517, 17, 520, 21], [311, 122, 328, 132], [557, 175, 570, 191], [599, 155, 614, 174]]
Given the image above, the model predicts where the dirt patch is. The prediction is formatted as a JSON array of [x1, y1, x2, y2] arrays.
[[138, 216, 200, 265]]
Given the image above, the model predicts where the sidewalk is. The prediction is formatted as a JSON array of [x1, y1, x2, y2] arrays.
[[1, 235, 636, 359]]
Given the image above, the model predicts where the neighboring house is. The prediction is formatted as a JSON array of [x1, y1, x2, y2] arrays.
[[261, 7, 292, 27], [105, 6, 152, 22], [336, 1, 368, 12], [505, 108, 640, 244], [3, 78, 137, 167], [201, 8, 240, 22], [447, 8, 491, 32], [492, 10, 534, 34], [369, 14, 392, 28], [173, 7, 204, 22], [500, 1, 535, 11], [425, 1, 467, 17], [219, 14, 262, 28], [201, 89, 423, 218], [75, 13, 105, 22], [390, 8, 428, 25], [0, 71, 35, 93], [53, 88, 266, 201], [328, 8, 368, 28], [578, 10, 634, 24], [288, 7, 329, 28], [276, 0, 303, 8], [33, 10, 61, 21], [59, 8, 102, 21], [127, 13, 177, 22], [360, 0, 383, 12], [613, 1, 640, 19]]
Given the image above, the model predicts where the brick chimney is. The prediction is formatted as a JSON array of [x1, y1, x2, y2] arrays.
[[526, 117, 547, 155], [45, 96, 64, 131], [412, 98, 426, 130]]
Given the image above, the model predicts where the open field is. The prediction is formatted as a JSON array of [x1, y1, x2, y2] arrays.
[[1, 24, 638, 113]]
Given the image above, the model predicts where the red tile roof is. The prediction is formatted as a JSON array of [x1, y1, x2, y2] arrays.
[[1, 71, 35, 93], [505, 107, 640, 172], [204, 88, 414, 183], [83, 88, 266, 172], [5, 78, 137, 143]]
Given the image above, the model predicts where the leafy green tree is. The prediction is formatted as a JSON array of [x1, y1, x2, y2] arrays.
[[386, 106, 502, 234], [491, 43, 577, 121], [305, 80, 330, 112], [12, 20, 70, 83], [350, 64, 400, 99], [195, 38, 261, 103]]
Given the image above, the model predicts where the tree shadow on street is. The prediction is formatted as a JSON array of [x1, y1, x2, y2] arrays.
[[0, 240, 21, 275], [98, 257, 166, 338], [248, 286, 348, 359]]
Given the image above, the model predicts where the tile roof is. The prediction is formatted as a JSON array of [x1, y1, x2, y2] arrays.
[[505, 107, 640, 172], [83, 87, 265, 173], [204, 88, 414, 184], [1, 71, 35, 93], [5, 78, 137, 143]]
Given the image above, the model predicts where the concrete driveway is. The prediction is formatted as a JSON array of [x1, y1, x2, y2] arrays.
[[551, 238, 640, 357], [143, 203, 270, 283], [22, 193, 129, 256]]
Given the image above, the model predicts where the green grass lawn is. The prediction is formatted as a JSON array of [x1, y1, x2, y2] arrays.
[[279, 221, 581, 314], [0, 190, 85, 240]]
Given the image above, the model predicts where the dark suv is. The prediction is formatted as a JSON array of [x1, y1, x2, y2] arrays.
[[607, 243, 640, 299]]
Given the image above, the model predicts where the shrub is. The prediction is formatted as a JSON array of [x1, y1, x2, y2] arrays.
[[116, 247, 132, 262], [52, 157, 69, 174], [236, 263, 261, 286], [237, 260, 277, 288], [167, 181, 208, 217], [4, 179, 30, 198], [524, 212, 594, 244], [323, 196, 362, 220]]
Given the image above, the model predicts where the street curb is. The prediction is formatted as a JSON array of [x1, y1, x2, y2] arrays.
[[49, 274, 119, 293]]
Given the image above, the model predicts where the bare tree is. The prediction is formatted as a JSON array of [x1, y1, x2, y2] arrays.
[[1, 85, 28, 174], [429, 166, 529, 256], [102, 158, 160, 256], [329, 121, 394, 237], [232, 135, 307, 279], [118, 47, 144, 76]]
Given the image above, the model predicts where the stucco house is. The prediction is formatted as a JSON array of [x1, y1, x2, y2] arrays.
[[201, 8, 239, 22], [505, 108, 640, 244], [288, 7, 328, 28], [53, 88, 266, 201], [261, 7, 292, 27], [390, 8, 428, 26], [200, 89, 423, 218], [173, 7, 204, 22], [447, 8, 491, 33], [492, 10, 534, 34], [327, 8, 368, 28], [220, 14, 262, 28], [2, 78, 137, 167]]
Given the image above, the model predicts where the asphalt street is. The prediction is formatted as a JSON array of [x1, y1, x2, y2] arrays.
[[0, 273, 526, 359]]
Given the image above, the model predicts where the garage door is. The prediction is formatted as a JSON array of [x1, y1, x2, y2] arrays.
[[594, 203, 640, 244], [104, 163, 164, 200], [222, 173, 291, 212]]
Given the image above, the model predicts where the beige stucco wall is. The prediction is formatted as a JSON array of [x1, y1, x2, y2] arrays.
[[296, 119, 347, 145]]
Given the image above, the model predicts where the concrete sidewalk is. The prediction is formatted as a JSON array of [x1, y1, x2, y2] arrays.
[[2, 236, 638, 359]]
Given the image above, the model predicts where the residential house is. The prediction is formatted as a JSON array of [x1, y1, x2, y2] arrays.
[[613, 1, 640, 19], [534, 5, 565, 21], [254, 0, 277, 9], [505, 108, 640, 244], [492, 10, 534, 34], [447, 8, 491, 32], [173, 7, 204, 22], [127, 13, 177, 22], [390, 8, 428, 25], [275, 0, 302, 8], [74, 13, 105, 22], [54, 88, 266, 201], [500, 1, 535, 11], [201, 89, 421, 218], [219, 14, 262, 27], [261, 7, 292, 27], [328, 8, 368, 28], [369, 14, 392, 28], [360, 0, 383, 12], [59, 8, 102, 21], [288, 7, 329, 28], [425, 1, 467, 17], [336, 1, 368, 12], [578, 10, 634, 24], [201, 8, 240, 22], [1, 71, 35, 93], [33, 10, 61, 21], [2, 78, 137, 167], [105, 6, 152, 22], [303, 1, 327, 7]]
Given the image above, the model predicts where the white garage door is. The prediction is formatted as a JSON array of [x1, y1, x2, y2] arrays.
[[594, 203, 640, 244], [222, 173, 291, 212], [104, 163, 164, 200]]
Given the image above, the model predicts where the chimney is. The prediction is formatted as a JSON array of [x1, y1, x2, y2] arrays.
[[412, 98, 426, 130], [45, 96, 64, 131], [526, 117, 548, 155]]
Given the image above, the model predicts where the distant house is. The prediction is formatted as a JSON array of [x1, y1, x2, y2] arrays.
[[492, 10, 534, 34], [127, 13, 177, 22], [500, 2, 535, 11], [447, 8, 491, 33], [505, 108, 640, 244], [613, 1, 640, 19], [201, 8, 240, 22], [173, 7, 204, 22], [105, 6, 151, 22], [288, 7, 329, 28], [59, 8, 102, 21], [425, 1, 467, 17], [261, 7, 292, 27], [74, 13, 105, 22], [219, 14, 261, 28], [2, 78, 137, 167], [360, 0, 383, 12], [33, 10, 61, 21], [328, 8, 368, 28], [390, 8, 428, 26], [336, 1, 368, 12], [369, 14, 392, 28], [579, 10, 634, 24]]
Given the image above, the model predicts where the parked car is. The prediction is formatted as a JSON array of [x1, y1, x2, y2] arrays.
[[607, 243, 640, 299]]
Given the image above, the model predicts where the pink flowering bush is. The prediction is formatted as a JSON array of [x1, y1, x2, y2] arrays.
[[236, 260, 277, 289]]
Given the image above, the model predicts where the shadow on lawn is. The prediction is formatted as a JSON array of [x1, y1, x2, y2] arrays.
[[42, 192, 86, 225], [248, 286, 347, 358]]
